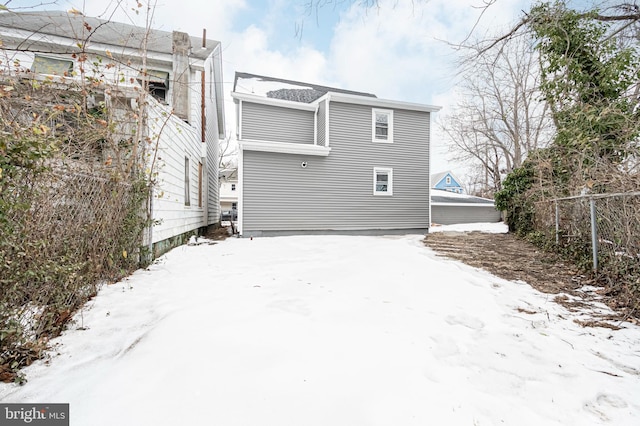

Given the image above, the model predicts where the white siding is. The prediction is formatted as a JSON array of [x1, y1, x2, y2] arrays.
[[149, 99, 206, 243], [204, 55, 221, 225]]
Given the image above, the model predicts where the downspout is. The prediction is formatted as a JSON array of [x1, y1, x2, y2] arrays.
[[201, 70, 207, 224], [201, 70, 206, 143], [201, 30, 207, 225]]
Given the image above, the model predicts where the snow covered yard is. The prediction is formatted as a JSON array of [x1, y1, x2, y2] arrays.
[[1, 230, 639, 425]]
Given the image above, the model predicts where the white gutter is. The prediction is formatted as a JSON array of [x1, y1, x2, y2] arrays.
[[231, 91, 318, 111], [240, 139, 331, 157]]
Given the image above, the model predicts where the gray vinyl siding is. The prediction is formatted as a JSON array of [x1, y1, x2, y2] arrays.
[[317, 100, 326, 147], [242, 101, 314, 144], [431, 205, 502, 225], [242, 101, 430, 233]]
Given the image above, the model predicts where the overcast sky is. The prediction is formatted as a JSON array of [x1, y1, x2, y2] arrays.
[[16, 0, 595, 180]]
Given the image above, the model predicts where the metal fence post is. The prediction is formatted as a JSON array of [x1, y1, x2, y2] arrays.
[[590, 198, 598, 272], [555, 200, 559, 244]]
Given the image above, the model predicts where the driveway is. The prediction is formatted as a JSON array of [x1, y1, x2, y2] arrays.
[[1, 234, 639, 425]]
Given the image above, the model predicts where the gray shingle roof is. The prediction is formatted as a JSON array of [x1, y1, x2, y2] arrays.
[[234, 71, 377, 103], [0, 11, 220, 59], [430, 171, 450, 185]]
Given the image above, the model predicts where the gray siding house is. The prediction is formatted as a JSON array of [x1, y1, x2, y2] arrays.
[[232, 72, 440, 237]]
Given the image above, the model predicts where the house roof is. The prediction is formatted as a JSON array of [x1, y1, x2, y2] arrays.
[[0, 11, 220, 60], [233, 71, 377, 103], [431, 170, 461, 186], [430, 189, 495, 205], [219, 167, 238, 180], [232, 72, 441, 113]]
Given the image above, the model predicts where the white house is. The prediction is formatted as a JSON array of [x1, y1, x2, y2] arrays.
[[219, 167, 238, 212], [0, 10, 226, 257]]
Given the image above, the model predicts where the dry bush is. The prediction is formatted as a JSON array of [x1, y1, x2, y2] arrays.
[[1, 70, 151, 383]]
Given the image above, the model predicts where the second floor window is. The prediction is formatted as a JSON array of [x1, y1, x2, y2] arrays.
[[372, 109, 393, 143], [446, 176, 452, 184], [231, 184, 236, 191], [138, 69, 169, 103]]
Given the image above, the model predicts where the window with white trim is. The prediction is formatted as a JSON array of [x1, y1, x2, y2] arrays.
[[372, 109, 393, 143], [445, 176, 452, 184], [31, 55, 74, 76], [184, 156, 191, 206], [373, 168, 393, 195]]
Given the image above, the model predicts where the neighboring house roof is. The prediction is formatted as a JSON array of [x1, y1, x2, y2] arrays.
[[233, 71, 377, 103], [0, 10, 220, 60], [431, 170, 462, 187], [219, 167, 237, 180], [430, 189, 495, 205], [0, 10, 226, 138]]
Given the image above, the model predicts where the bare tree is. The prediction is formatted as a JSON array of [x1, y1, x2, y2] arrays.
[[439, 35, 553, 196], [218, 132, 238, 170]]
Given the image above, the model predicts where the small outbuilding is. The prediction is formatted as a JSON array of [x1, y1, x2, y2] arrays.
[[430, 189, 501, 225]]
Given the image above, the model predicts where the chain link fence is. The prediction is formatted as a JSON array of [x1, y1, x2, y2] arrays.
[[534, 192, 640, 295], [1, 166, 148, 382]]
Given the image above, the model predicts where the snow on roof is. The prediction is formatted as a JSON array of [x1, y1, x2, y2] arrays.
[[233, 72, 377, 103], [430, 189, 495, 205], [234, 77, 316, 97]]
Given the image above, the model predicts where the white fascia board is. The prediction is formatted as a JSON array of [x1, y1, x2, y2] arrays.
[[431, 202, 496, 207], [0, 29, 173, 65], [240, 139, 331, 156], [327, 92, 441, 113], [231, 91, 318, 112]]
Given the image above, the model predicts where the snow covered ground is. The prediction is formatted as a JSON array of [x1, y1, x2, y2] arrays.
[[2, 225, 639, 425]]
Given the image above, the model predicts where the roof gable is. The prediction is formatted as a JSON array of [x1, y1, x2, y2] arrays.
[[431, 170, 462, 187], [0, 11, 220, 60]]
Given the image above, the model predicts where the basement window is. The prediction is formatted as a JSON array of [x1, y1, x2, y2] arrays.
[[31, 55, 74, 76]]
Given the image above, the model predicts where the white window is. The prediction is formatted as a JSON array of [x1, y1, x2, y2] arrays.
[[231, 183, 236, 191], [138, 69, 169, 103], [446, 176, 452, 184], [31, 55, 73, 76], [372, 109, 393, 143], [373, 168, 393, 195], [184, 156, 191, 206]]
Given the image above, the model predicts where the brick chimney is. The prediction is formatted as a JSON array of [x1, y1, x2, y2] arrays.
[[172, 31, 191, 121]]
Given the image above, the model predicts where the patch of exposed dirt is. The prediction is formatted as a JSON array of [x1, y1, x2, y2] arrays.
[[423, 231, 636, 327], [204, 225, 233, 240]]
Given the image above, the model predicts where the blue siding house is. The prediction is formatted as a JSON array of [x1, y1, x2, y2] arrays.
[[231, 72, 441, 237], [431, 171, 464, 194]]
